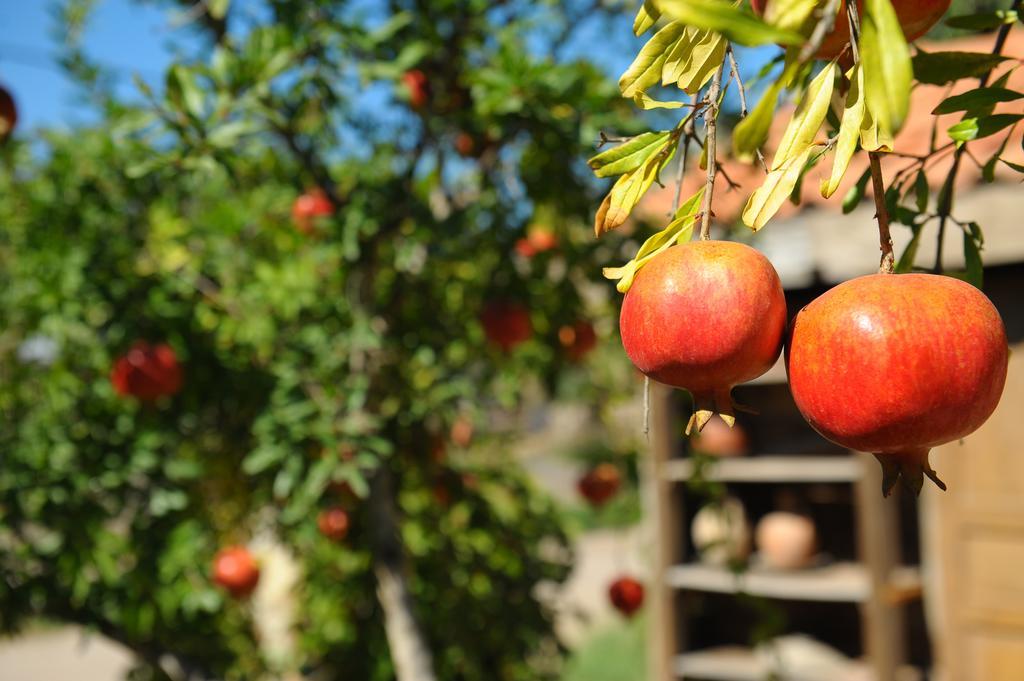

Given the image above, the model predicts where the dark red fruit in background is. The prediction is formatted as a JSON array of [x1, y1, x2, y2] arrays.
[[450, 417, 474, 448], [110, 341, 182, 401], [608, 576, 644, 617], [787, 273, 1008, 496], [0, 85, 16, 142], [577, 463, 622, 507], [619, 241, 786, 433], [455, 132, 476, 157], [480, 301, 532, 352], [691, 416, 750, 457], [291, 188, 334, 233], [559, 320, 597, 361], [402, 69, 430, 109], [317, 508, 350, 542], [514, 227, 558, 258], [212, 546, 260, 598]]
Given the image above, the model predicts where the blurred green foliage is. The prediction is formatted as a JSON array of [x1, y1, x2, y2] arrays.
[[0, 1, 647, 679]]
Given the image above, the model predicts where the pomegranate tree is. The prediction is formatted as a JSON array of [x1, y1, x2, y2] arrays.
[[608, 576, 644, 618], [110, 341, 182, 401], [212, 546, 260, 598], [619, 241, 787, 433], [786, 273, 1008, 495]]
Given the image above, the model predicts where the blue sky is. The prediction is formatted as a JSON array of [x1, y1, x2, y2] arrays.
[[0, 1, 196, 130]]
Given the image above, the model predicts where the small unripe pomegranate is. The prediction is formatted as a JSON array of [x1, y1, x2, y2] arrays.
[[111, 341, 182, 401], [692, 416, 750, 457], [317, 508, 350, 542], [755, 512, 817, 570], [402, 69, 430, 109], [0, 85, 16, 142], [619, 241, 787, 432], [691, 497, 751, 566], [787, 273, 1007, 495], [608, 576, 645, 617], [479, 300, 533, 352], [559, 320, 598, 361], [750, 0, 950, 60], [212, 546, 260, 598], [577, 463, 622, 507], [291, 188, 334, 233]]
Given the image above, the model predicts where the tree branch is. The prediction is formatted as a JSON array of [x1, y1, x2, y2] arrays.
[[699, 65, 724, 240], [868, 152, 895, 273]]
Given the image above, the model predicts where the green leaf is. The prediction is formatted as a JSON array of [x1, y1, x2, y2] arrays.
[[656, 0, 804, 46], [773, 61, 837, 170], [732, 77, 784, 162], [895, 224, 922, 272], [963, 229, 984, 288], [619, 22, 688, 97], [595, 145, 676, 234], [633, 92, 689, 109], [675, 30, 728, 94], [841, 168, 871, 213], [635, 0, 662, 35], [948, 114, 1024, 145], [207, 119, 261, 148], [603, 188, 705, 292], [763, 0, 819, 33], [743, 145, 821, 230], [861, 0, 912, 137], [914, 170, 929, 212], [1001, 158, 1024, 173], [821, 63, 865, 198], [207, 0, 230, 20], [944, 9, 1018, 30], [166, 65, 204, 120], [588, 131, 672, 178], [912, 50, 1013, 85], [932, 88, 1024, 115]]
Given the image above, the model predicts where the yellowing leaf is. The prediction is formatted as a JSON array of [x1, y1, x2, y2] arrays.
[[662, 27, 700, 85], [861, 0, 912, 137], [634, 0, 662, 35], [633, 92, 689, 109], [604, 187, 705, 291], [763, 0, 819, 33], [676, 30, 728, 94], [656, 0, 805, 46], [595, 146, 676, 235], [743, 145, 820, 230], [588, 131, 671, 178], [772, 61, 837, 170], [821, 64, 866, 198], [860, 105, 894, 151], [619, 22, 688, 98], [733, 78, 783, 162]]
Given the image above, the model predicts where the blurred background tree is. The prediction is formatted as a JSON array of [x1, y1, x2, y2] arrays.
[[0, 1, 649, 680]]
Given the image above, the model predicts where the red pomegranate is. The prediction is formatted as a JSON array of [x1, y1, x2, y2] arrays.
[[480, 300, 533, 352], [750, 0, 950, 60], [402, 69, 430, 109], [619, 241, 787, 433], [559, 321, 598, 361], [455, 132, 476, 157], [691, 416, 750, 457], [291, 188, 334, 233], [0, 86, 16, 142], [317, 508, 350, 542], [450, 417, 474, 448], [577, 463, 622, 507], [608, 576, 645, 617], [110, 341, 182, 401], [212, 546, 260, 598], [786, 273, 1008, 495]]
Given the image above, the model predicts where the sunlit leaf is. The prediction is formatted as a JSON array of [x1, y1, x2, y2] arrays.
[[948, 114, 1024, 145], [763, 0, 819, 33], [656, 0, 804, 46], [773, 61, 837, 170], [821, 64, 865, 198], [619, 22, 688, 97], [635, 0, 663, 35], [861, 0, 912, 136], [743, 145, 821, 230], [588, 131, 672, 178]]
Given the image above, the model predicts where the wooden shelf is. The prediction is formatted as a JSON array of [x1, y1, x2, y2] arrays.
[[666, 561, 921, 603], [673, 646, 922, 681], [665, 455, 862, 483]]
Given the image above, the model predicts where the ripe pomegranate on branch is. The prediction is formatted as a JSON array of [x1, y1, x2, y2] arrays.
[[591, 0, 1017, 494]]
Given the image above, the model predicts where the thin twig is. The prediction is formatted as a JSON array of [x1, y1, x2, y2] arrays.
[[726, 45, 767, 173], [699, 65, 724, 240], [868, 152, 895, 273]]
